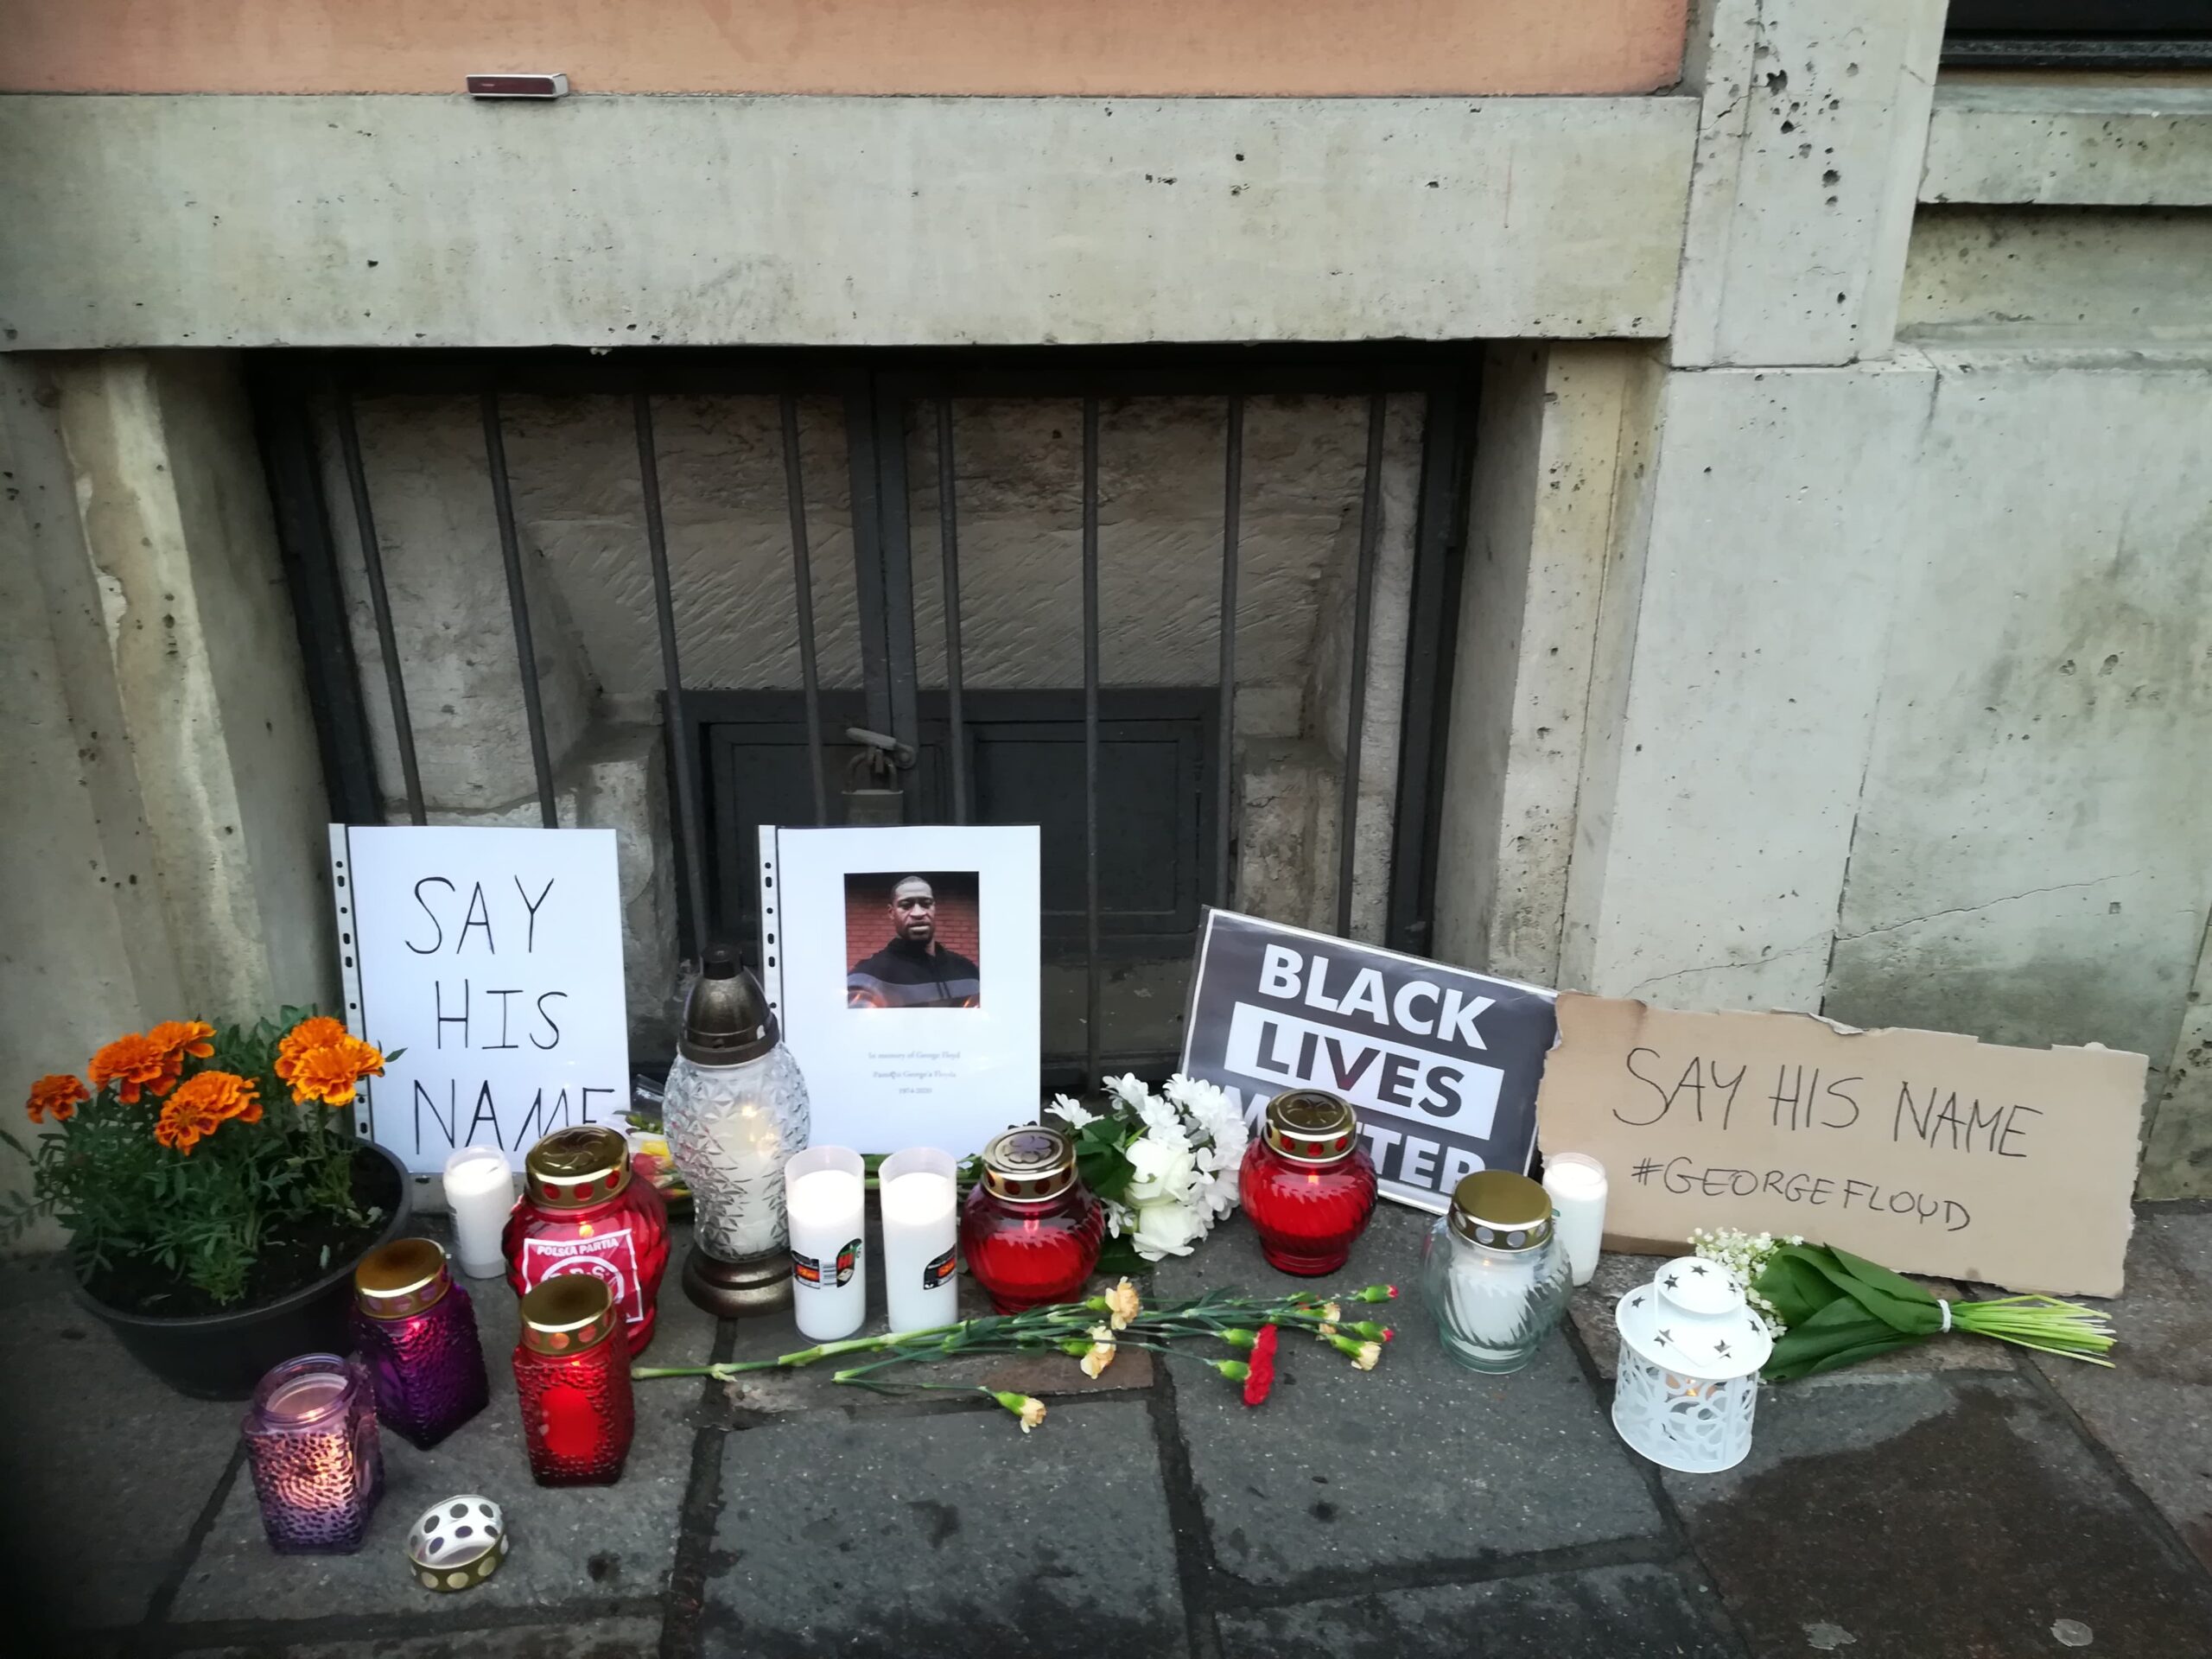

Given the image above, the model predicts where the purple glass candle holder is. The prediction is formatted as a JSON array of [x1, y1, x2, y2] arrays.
[[242, 1354, 384, 1553], [352, 1238, 490, 1450]]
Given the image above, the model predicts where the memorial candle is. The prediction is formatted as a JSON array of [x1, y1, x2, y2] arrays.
[[442, 1146, 515, 1280], [242, 1354, 384, 1554], [785, 1147, 867, 1341], [878, 1147, 958, 1334], [1541, 1153, 1608, 1288]]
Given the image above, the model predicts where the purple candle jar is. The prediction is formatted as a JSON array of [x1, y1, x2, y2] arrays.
[[242, 1354, 384, 1553], [351, 1237, 491, 1450]]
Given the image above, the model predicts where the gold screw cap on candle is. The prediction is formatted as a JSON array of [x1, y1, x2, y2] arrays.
[[979, 1127, 1076, 1201], [518, 1274, 619, 1357], [407, 1493, 511, 1592], [1446, 1170, 1554, 1251], [523, 1125, 632, 1210], [354, 1237, 454, 1319], [1262, 1090, 1360, 1163]]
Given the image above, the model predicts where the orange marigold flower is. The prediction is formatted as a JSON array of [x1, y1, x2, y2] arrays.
[[289, 1037, 385, 1108], [26, 1073, 89, 1124], [153, 1091, 224, 1155], [167, 1069, 259, 1128], [90, 1033, 179, 1104], [276, 1016, 351, 1082], [148, 1020, 217, 1065]]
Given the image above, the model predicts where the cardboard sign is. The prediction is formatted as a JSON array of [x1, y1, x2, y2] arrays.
[[1535, 993, 2145, 1296], [1179, 908, 1556, 1211], [760, 823, 1041, 1154], [331, 825, 630, 1174]]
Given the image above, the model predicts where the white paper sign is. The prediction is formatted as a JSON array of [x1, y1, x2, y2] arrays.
[[331, 824, 630, 1173], [760, 824, 1040, 1155]]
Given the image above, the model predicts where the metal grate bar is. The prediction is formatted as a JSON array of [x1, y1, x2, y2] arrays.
[[1082, 396, 1103, 1088], [938, 398, 970, 824], [781, 393, 830, 823], [633, 390, 710, 953], [873, 390, 921, 753], [480, 387, 559, 828], [335, 386, 426, 825], [1337, 394, 1386, 938], [1214, 394, 1243, 908]]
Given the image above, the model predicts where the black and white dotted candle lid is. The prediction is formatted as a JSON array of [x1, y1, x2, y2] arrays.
[[406, 1494, 509, 1592]]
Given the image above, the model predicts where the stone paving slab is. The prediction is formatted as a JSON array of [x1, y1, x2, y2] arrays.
[[702, 1236, 1151, 1419], [1666, 1372, 2212, 1659], [2029, 1207, 2212, 1571], [1214, 1561, 1732, 1658], [171, 1225, 717, 1624], [168, 1617, 661, 1657], [1568, 1252, 2011, 1382], [0, 1253, 245, 1633], [703, 1397, 1186, 1659], [1153, 1206, 1664, 1587]]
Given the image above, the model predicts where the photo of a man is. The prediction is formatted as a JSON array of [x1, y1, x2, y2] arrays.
[[845, 873, 983, 1010]]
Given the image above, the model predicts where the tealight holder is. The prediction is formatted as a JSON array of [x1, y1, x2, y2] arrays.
[[407, 1493, 510, 1592], [352, 1237, 490, 1450], [241, 1353, 384, 1554], [1611, 1255, 1774, 1473]]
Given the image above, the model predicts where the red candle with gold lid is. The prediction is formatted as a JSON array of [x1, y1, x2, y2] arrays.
[[512, 1275, 634, 1486], [958, 1127, 1103, 1313], [504, 1125, 671, 1356], [1238, 1090, 1378, 1275]]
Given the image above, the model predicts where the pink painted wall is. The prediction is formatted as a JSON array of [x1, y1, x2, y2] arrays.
[[0, 1, 1687, 96]]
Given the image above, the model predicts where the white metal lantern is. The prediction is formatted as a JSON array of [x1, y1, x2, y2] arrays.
[[1611, 1255, 1774, 1473]]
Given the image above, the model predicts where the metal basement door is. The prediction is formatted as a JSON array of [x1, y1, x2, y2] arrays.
[[256, 346, 1478, 1088]]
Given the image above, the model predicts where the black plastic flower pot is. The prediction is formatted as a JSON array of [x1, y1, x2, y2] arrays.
[[74, 1141, 416, 1401]]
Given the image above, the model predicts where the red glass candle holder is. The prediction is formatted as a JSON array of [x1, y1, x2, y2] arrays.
[[351, 1237, 490, 1450], [242, 1353, 385, 1554], [959, 1127, 1104, 1313], [1239, 1090, 1378, 1275], [513, 1275, 635, 1486], [505, 1125, 671, 1356]]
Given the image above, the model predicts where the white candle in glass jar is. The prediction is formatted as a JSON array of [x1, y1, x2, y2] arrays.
[[1448, 1246, 1539, 1345], [1541, 1154, 1608, 1287], [442, 1145, 516, 1279], [878, 1147, 959, 1335], [785, 1147, 867, 1340]]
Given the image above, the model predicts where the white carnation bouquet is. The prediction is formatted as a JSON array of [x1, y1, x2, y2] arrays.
[[1048, 1074, 1249, 1263]]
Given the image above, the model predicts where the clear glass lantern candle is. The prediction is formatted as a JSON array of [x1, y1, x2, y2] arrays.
[[351, 1237, 490, 1451], [242, 1353, 384, 1553], [1611, 1255, 1774, 1473], [504, 1124, 671, 1356], [660, 946, 811, 1316], [960, 1127, 1104, 1313], [1421, 1171, 1573, 1375], [513, 1274, 636, 1486], [1237, 1090, 1378, 1275]]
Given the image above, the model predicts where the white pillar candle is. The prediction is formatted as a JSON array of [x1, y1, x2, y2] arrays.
[[1541, 1153, 1609, 1287], [442, 1145, 517, 1279], [785, 1146, 867, 1341], [877, 1147, 958, 1336]]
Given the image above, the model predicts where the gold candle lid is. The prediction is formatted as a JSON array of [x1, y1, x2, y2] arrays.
[[979, 1127, 1075, 1201], [523, 1125, 631, 1210], [1262, 1090, 1360, 1163], [518, 1274, 620, 1357], [1446, 1170, 1554, 1251], [354, 1237, 453, 1318]]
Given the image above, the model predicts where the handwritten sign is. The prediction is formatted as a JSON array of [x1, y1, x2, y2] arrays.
[[331, 825, 629, 1174], [1535, 993, 2145, 1296], [1179, 909, 1556, 1211]]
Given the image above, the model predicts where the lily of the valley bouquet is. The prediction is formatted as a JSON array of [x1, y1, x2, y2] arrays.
[[1048, 1073, 1249, 1264]]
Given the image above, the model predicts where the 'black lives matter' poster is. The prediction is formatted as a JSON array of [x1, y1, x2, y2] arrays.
[[1179, 909, 1556, 1211]]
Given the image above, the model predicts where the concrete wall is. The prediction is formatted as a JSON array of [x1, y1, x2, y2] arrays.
[[0, 0, 1688, 96], [0, 94, 1698, 351]]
